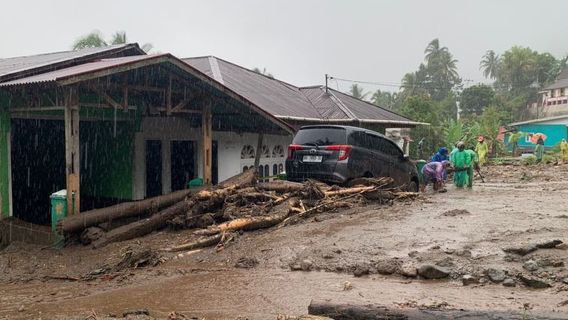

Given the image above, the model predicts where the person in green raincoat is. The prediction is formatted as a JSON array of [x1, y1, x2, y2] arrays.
[[535, 138, 544, 163], [452, 141, 472, 188], [465, 146, 480, 188]]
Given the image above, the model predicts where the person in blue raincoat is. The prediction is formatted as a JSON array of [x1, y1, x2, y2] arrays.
[[431, 147, 449, 179]]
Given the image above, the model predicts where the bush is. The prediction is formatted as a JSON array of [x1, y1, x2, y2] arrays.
[[543, 154, 557, 164], [522, 156, 537, 166]]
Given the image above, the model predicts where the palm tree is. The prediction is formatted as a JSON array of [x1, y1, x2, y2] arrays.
[[424, 38, 449, 65], [72, 30, 153, 52], [348, 84, 368, 100], [480, 50, 500, 79], [73, 31, 107, 50]]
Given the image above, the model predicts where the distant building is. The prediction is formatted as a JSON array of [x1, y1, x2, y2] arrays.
[[537, 67, 568, 117], [508, 115, 568, 151]]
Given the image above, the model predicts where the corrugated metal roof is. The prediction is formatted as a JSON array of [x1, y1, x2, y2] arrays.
[[184, 56, 322, 119], [0, 55, 166, 87], [183, 56, 422, 126], [544, 78, 568, 90], [0, 44, 144, 83]]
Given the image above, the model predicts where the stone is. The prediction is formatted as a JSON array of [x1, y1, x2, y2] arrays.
[[523, 260, 539, 272], [353, 265, 369, 277], [486, 268, 506, 283], [300, 259, 313, 271], [535, 239, 563, 249], [455, 249, 472, 258], [408, 250, 419, 258], [375, 259, 400, 275], [502, 244, 538, 256], [462, 274, 478, 286], [518, 274, 551, 289], [562, 278, 568, 284], [290, 263, 302, 271], [503, 278, 516, 287], [400, 263, 418, 278], [18, 305, 25, 312], [417, 264, 450, 279]]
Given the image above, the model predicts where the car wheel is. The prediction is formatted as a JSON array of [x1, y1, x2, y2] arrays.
[[407, 180, 419, 192]]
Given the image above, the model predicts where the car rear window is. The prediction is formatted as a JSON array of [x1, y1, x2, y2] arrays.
[[292, 127, 347, 146]]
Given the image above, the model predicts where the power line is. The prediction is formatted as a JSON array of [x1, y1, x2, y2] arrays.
[[329, 75, 492, 91]]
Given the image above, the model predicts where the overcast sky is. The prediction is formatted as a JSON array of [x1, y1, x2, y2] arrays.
[[2, 0, 567, 93]]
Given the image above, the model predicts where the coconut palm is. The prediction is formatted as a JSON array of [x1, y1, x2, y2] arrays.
[[73, 31, 107, 50], [110, 31, 127, 45], [348, 84, 369, 100], [252, 67, 274, 79], [480, 50, 500, 79], [424, 38, 448, 65]]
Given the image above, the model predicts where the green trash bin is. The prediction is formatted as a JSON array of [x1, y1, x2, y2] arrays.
[[188, 178, 204, 188], [415, 160, 427, 185], [51, 190, 72, 247]]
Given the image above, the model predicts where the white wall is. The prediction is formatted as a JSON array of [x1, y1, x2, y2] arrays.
[[132, 117, 292, 199]]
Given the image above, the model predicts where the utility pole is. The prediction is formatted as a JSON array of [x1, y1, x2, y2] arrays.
[[325, 74, 328, 93]]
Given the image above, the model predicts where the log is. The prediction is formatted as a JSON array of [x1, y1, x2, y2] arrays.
[[217, 168, 257, 189], [162, 234, 223, 252], [256, 180, 306, 193], [308, 301, 566, 320], [193, 200, 292, 236], [60, 189, 193, 233], [324, 186, 376, 197], [91, 199, 196, 248]]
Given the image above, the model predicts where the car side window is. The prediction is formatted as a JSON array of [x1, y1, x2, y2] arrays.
[[349, 131, 367, 148]]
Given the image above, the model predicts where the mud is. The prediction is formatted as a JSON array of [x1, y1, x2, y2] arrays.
[[1, 164, 568, 319]]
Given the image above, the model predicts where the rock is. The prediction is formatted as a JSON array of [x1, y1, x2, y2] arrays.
[[502, 244, 538, 256], [332, 249, 342, 254], [562, 277, 568, 284], [353, 265, 369, 277], [375, 259, 400, 275], [408, 250, 419, 258], [300, 259, 313, 271], [123, 309, 150, 317], [18, 305, 25, 312], [523, 260, 539, 272], [234, 257, 259, 269], [535, 239, 563, 249], [400, 263, 418, 278], [503, 278, 516, 287], [518, 274, 551, 289], [486, 268, 506, 283], [290, 263, 302, 271], [462, 274, 478, 286], [417, 264, 450, 279], [455, 249, 472, 258], [342, 281, 353, 291]]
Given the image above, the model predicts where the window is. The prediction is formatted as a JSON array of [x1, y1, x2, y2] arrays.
[[348, 131, 368, 148], [273, 164, 278, 176], [261, 145, 270, 158], [272, 145, 284, 158], [258, 165, 264, 178], [241, 145, 255, 159], [293, 127, 347, 146]]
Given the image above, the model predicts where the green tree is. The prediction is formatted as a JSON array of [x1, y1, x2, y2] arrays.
[[423, 38, 460, 101], [497, 46, 538, 93], [480, 50, 500, 79], [441, 119, 465, 149], [348, 84, 369, 100], [460, 84, 495, 116], [73, 31, 107, 50], [72, 30, 153, 52], [400, 96, 442, 158], [371, 90, 397, 109]]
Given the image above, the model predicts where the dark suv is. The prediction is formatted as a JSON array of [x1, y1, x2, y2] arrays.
[[285, 125, 419, 191]]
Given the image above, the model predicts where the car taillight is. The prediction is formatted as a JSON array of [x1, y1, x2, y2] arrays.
[[325, 145, 352, 161], [287, 144, 303, 160]]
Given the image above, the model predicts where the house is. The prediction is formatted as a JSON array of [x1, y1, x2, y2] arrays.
[[183, 56, 425, 172], [0, 44, 423, 229], [508, 115, 568, 151], [537, 67, 568, 117]]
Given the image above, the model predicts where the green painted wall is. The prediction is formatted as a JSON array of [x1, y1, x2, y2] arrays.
[[80, 120, 135, 200], [0, 104, 10, 217]]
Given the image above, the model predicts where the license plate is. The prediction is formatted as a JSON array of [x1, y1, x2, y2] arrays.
[[303, 155, 322, 162]]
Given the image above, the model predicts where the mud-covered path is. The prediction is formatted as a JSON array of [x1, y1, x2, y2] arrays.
[[1, 165, 568, 319]]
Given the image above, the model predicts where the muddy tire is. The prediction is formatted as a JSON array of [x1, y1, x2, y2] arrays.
[[407, 180, 419, 192]]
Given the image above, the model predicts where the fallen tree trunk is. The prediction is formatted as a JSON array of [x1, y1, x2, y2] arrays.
[[218, 168, 257, 189], [256, 180, 306, 193], [162, 234, 223, 252], [323, 186, 376, 197], [193, 200, 293, 236], [60, 189, 193, 234], [91, 199, 197, 249], [308, 301, 566, 320]]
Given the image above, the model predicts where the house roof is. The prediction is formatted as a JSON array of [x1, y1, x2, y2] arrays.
[[0, 44, 145, 83], [543, 66, 568, 90], [509, 115, 568, 126], [183, 56, 425, 127]]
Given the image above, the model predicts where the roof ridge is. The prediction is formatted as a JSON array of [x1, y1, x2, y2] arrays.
[[0, 44, 136, 61], [328, 87, 410, 120], [327, 89, 358, 119]]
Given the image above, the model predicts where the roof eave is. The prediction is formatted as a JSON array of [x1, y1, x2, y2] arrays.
[[275, 115, 428, 127]]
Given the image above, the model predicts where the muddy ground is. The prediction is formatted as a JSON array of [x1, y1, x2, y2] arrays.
[[1, 164, 568, 319]]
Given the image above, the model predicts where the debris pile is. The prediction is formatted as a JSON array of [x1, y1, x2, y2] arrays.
[[58, 169, 418, 251]]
